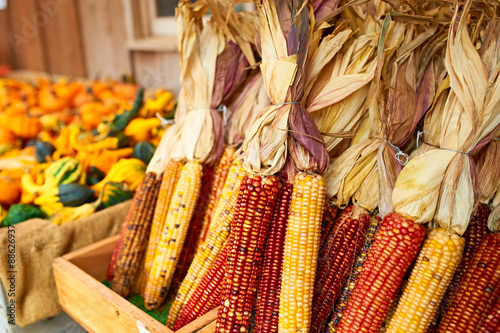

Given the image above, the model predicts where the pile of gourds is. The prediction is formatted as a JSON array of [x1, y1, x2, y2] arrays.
[[0, 77, 175, 226]]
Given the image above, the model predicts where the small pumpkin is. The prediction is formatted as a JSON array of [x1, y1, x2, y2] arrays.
[[0, 127, 16, 145], [0, 175, 22, 207]]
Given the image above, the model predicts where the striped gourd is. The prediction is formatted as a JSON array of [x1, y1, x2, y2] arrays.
[[215, 175, 279, 333], [141, 160, 183, 291], [427, 203, 490, 332], [174, 237, 231, 330], [255, 183, 293, 333], [198, 147, 235, 245], [111, 172, 161, 297], [336, 213, 426, 333], [167, 155, 245, 328], [386, 227, 465, 333], [436, 233, 500, 333], [478, 297, 500, 333], [311, 206, 370, 333], [328, 216, 382, 332], [142, 161, 203, 310], [278, 173, 326, 333], [320, 200, 339, 250]]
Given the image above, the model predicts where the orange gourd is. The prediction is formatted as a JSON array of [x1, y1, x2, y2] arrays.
[[39, 88, 67, 113], [0, 176, 22, 206], [10, 114, 42, 139], [0, 127, 16, 145]]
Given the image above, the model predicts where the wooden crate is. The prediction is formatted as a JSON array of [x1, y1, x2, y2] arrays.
[[53, 235, 217, 333]]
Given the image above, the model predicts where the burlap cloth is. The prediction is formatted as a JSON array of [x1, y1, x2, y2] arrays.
[[0, 200, 131, 327]]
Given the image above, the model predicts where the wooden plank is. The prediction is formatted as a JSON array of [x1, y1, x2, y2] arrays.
[[63, 234, 119, 282], [38, 0, 85, 77], [132, 51, 181, 94], [175, 309, 217, 333], [77, 0, 131, 79], [53, 257, 170, 333], [6, 0, 48, 71], [54, 235, 217, 333]]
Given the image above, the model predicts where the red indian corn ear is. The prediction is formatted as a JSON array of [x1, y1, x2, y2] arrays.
[[215, 174, 279, 333], [478, 297, 500, 333], [279, 173, 327, 333], [112, 172, 160, 297], [311, 206, 370, 333], [255, 183, 293, 333], [174, 237, 231, 330], [336, 213, 426, 333], [319, 200, 339, 249], [328, 216, 382, 333], [427, 203, 490, 333], [107, 193, 138, 281], [436, 233, 500, 333]]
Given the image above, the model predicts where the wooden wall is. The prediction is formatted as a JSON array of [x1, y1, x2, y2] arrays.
[[76, 0, 131, 79], [0, 0, 181, 93], [0, 0, 85, 76]]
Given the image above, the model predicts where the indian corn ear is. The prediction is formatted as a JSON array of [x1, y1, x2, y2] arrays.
[[141, 160, 183, 292], [142, 161, 203, 310], [168, 165, 214, 299], [278, 173, 326, 333], [386, 227, 465, 333], [311, 206, 370, 333], [427, 203, 490, 332], [166, 155, 245, 328], [320, 200, 339, 249], [255, 183, 293, 333], [111, 172, 160, 297], [174, 237, 231, 330], [478, 297, 500, 333], [336, 213, 426, 333], [198, 147, 235, 245], [436, 233, 500, 333], [215, 175, 279, 333], [329, 216, 382, 332]]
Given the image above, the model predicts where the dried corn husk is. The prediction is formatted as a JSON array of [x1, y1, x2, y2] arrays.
[[205, 0, 259, 66], [477, 132, 500, 204], [488, 203, 500, 232], [326, 12, 439, 215], [170, 0, 254, 165], [243, 0, 329, 175], [225, 73, 270, 147], [394, 3, 500, 235]]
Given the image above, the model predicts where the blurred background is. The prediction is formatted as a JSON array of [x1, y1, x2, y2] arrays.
[[0, 0, 253, 94]]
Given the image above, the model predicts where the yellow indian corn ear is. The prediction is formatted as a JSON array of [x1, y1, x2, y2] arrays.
[[167, 155, 245, 328], [197, 147, 235, 245], [141, 160, 183, 292], [386, 227, 465, 333], [142, 161, 203, 310], [278, 172, 326, 333]]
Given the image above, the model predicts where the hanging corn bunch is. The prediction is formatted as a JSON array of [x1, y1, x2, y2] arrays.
[[166, 2, 263, 327], [380, 3, 500, 333], [141, 0, 231, 310]]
